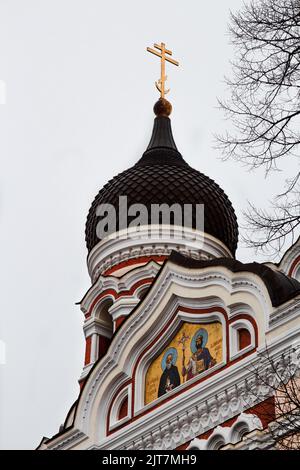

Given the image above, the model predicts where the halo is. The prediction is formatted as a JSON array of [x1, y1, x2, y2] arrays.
[[190, 328, 208, 354], [161, 347, 178, 371]]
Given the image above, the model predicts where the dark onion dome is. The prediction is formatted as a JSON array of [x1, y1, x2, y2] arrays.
[[85, 99, 239, 255]]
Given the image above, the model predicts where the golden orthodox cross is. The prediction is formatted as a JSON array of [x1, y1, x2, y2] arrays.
[[178, 331, 190, 351], [147, 42, 179, 98], [178, 331, 190, 383]]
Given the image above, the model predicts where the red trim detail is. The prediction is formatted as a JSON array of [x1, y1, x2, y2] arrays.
[[176, 443, 189, 450], [230, 314, 258, 352], [196, 415, 239, 442], [85, 278, 153, 319], [115, 316, 126, 329], [288, 254, 300, 277], [115, 278, 152, 300], [118, 396, 128, 421], [85, 289, 116, 319], [78, 378, 86, 390], [106, 308, 258, 435], [246, 396, 275, 428], [103, 256, 166, 276], [84, 336, 92, 365], [238, 328, 251, 350]]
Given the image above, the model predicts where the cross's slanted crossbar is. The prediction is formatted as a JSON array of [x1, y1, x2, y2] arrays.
[[147, 47, 179, 66]]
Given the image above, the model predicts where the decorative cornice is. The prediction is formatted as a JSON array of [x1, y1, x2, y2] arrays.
[[83, 318, 113, 338], [87, 226, 232, 282], [45, 430, 87, 450], [223, 412, 300, 450], [269, 297, 300, 329], [80, 260, 161, 317], [187, 412, 263, 450]]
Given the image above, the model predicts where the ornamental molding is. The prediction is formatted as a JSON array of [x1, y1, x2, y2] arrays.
[[269, 297, 300, 329], [83, 319, 113, 338], [222, 428, 274, 450], [80, 260, 161, 317], [187, 412, 263, 450], [46, 430, 87, 450], [223, 411, 300, 450], [87, 225, 232, 282]]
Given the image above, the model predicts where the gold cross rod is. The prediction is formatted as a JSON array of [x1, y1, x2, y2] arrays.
[[147, 42, 179, 98]]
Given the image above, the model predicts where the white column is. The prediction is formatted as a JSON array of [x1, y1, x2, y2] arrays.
[[90, 333, 99, 363]]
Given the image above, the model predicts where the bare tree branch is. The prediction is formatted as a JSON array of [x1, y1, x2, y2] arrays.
[[217, 0, 300, 255], [244, 346, 300, 449]]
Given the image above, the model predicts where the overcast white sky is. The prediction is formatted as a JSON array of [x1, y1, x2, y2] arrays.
[[0, 0, 297, 450]]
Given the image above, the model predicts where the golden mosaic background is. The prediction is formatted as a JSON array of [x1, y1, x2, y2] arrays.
[[145, 321, 223, 405]]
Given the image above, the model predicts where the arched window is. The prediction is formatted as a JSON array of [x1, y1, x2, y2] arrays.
[[229, 319, 255, 360], [83, 298, 114, 365], [97, 298, 114, 336], [118, 396, 128, 421], [109, 385, 132, 430], [238, 328, 251, 350]]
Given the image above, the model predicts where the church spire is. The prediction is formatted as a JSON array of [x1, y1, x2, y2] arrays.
[[144, 42, 180, 155], [146, 98, 178, 152]]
